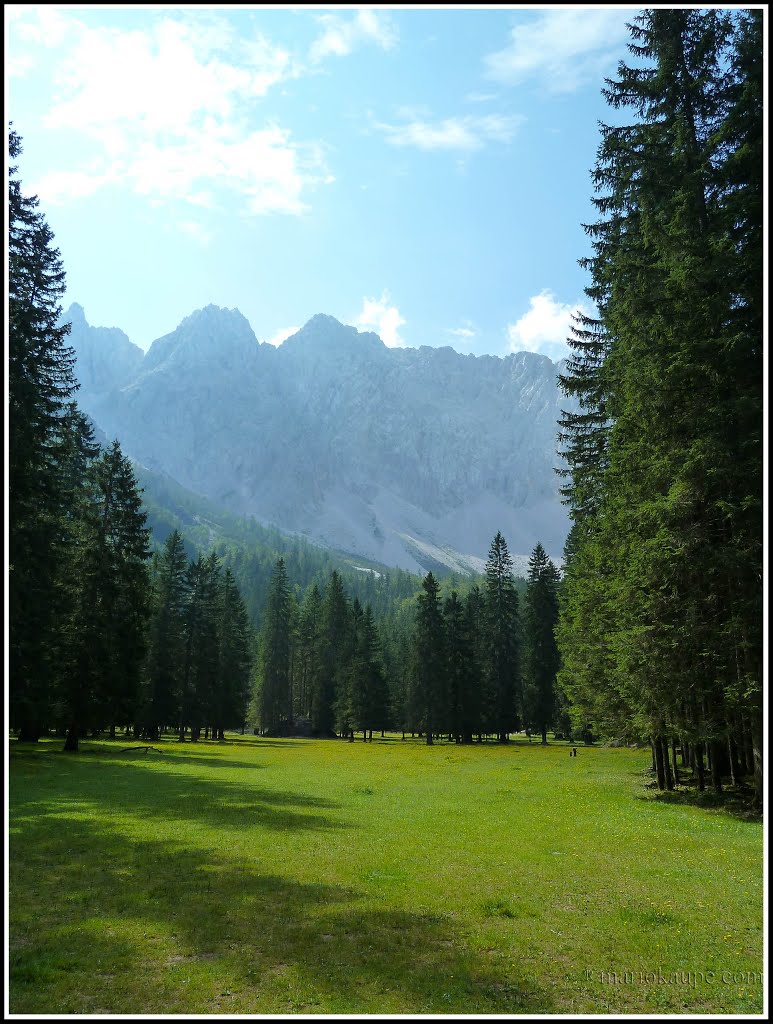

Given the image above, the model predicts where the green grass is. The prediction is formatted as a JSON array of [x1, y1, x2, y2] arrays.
[[9, 735, 763, 1014]]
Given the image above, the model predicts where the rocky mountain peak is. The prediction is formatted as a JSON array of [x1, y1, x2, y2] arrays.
[[283, 314, 386, 358], [142, 303, 259, 375]]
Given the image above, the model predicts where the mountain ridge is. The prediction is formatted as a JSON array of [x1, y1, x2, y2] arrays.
[[63, 302, 572, 574]]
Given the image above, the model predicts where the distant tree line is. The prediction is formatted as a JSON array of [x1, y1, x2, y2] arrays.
[[9, 129, 253, 751], [556, 11, 763, 803], [252, 533, 566, 746]]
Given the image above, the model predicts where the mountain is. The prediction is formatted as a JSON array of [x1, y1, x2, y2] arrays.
[[65, 302, 144, 403], [62, 303, 573, 575]]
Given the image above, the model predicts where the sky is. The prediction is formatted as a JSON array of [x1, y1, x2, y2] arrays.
[[6, 4, 648, 360]]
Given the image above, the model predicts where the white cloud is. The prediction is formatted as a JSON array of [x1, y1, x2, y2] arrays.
[[30, 166, 119, 204], [466, 92, 498, 104], [485, 8, 631, 93], [18, 11, 329, 215], [446, 327, 475, 339], [265, 325, 300, 347], [178, 220, 212, 246], [8, 53, 35, 78], [507, 290, 590, 360], [11, 5, 70, 47], [354, 291, 406, 348], [378, 113, 523, 152], [309, 8, 397, 63]]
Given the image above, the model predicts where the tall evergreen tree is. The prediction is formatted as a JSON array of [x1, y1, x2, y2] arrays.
[[214, 566, 253, 738], [556, 11, 763, 800], [414, 572, 445, 745], [257, 558, 293, 735], [313, 571, 350, 736], [9, 129, 80, 741], [461, 585, 485, 742], [294, 584, 324, 721], [143, 530, 189, 739], [523, 543, 561, 744], [443, 591, 470, 743], [60, 441, 151, 750], [180, 552, 221, 741], [482, 532, 521, 742]]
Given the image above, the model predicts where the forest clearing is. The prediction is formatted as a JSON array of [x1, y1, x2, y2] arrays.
[[9, 734, 763, 1015]]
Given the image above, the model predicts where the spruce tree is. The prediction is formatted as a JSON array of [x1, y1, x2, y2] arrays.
[[556, 11, 763, 799], [143, 530, 189, 739], [214, 566, 252, 738], [443, 591, 469, 743], [60, 441, 151, 749], [313, 571, 350, 736], [180, 553, 221, 741], [414, 572, 445, 745], [9, 129, 80, 741], [523, 543, 561, 744], [257, 558, 292, 735], [295, 584, 324, 721], [482, 532, 521, 742]]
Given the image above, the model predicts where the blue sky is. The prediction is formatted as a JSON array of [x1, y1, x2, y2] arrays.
[[7, 5, 644, 358]]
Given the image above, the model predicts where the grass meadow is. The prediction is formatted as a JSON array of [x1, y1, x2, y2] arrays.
[[8, 734, 764, 1015]]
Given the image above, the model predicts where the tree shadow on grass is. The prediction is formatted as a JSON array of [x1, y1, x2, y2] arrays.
[[11, 755, 343, 835], [634, 786, 761, 822], [10, 804, 554, 1015]]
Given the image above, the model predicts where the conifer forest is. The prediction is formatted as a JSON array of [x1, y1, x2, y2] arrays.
[[8, 9, 764, 1017]]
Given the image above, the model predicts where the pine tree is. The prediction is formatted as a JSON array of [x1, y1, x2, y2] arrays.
[[180, 552, 221, 741], [556, 11, 763, 799], [214, 566, 252, 738], [482, 532, 521, 742], [143, 530, 189, 739], [257, 558, 292, 735], [295, 584, 324, 721], [336, 597, 363, 739], [461, 585, 485, 742], [414, 572, 445, 745], [313, 571, 350, 737], [362, 606, 389, 738], [443, 591, 469, 743], [60, 441, 151, 750], [9, 129, 80, 741], [523, 543, 561, 744]]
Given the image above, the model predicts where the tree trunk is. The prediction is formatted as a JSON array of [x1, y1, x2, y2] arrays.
[[694, 742, 706, 791], [743, 721, 755, 780], [709, 739, 723, 793], [650, 736, 657, 772], [671, 737, 679, 786], [653, 734, 666, 790], [541, 726, 547, 745], [728, 734, 741, 786], [64, 720, 79, 752], [661, 735, 674, 790]]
